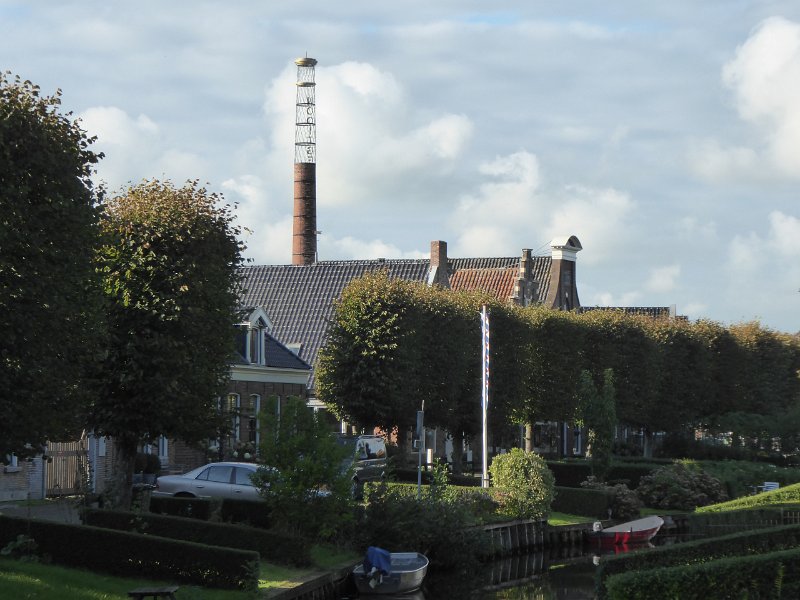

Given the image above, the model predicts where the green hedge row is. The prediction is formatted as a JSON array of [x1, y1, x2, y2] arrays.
[[605, 545, 800, 600], [598, 522, 800, 597], [0, 514, 258, 589], [84, 508, 310, 567], [686, 507, 787, 532], [551, 485, 614, 518], [369, 481, 612, 521], [391, 467, 481, 487], [546, 461, 656, 488], [696, 482, 800, 513], [148, 496, 271, 528]]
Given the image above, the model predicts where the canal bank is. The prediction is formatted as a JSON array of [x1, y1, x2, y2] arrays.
[[268, 518, 617, 600]]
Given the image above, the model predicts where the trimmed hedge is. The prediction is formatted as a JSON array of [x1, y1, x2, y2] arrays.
[[148, 495, 213, 520], [148, 496, 272, 528], [605, 545, 800, 600], [83, 508, 310, 566], [0, 514, 258, 589], [551, 485, 614, 518], [392, 468, 480, 487], [546, 460, 657, 489], [696, 482, 800, 513]]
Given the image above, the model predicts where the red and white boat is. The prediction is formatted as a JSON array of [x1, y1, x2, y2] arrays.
[[587, 515, 664, 548]]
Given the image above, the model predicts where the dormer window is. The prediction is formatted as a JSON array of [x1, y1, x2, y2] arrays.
[[236, 308, 272, 366]]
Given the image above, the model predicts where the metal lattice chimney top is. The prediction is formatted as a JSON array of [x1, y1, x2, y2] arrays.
[[292, 56, 318, 265], [294, 56, 317, 164]]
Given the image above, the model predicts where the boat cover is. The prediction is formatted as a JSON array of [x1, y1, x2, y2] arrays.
[[363, 546, 392, 576]]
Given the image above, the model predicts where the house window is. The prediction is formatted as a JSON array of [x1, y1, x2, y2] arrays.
[[158, 436, 169, 462], [243, 394, 260, 446], [228, 394, 241, 442]]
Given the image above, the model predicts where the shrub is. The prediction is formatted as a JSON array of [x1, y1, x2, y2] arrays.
[[580, 476, 641, 520], [83, 508, 310, 566], [359, 481, 489, 569], [489, 449, 555, 520], [636, 461, 727, 510], [597, 522, 800, 597], [551, 485, 614, 519], [148, 496, 212, 520], [0, 515, 258, 589], [696, 482, 800, 513], [604, 546, 800, 600]]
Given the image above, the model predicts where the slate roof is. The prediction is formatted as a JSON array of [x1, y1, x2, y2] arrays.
[[240, 254, 557, 390], [231, 332, 311, 371], [240, 260, 431, 386]]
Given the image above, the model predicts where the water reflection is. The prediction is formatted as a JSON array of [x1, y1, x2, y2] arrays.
[[346, 534, 699, 599]]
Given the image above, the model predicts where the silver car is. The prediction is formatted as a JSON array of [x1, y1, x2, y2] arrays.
[[152, 461, 265, 501]]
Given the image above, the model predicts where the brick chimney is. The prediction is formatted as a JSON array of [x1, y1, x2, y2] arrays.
[[292, 162, 316, 265], [427, 240, 450, 288], [545, 235, 582, 310], [512, 248, 538, 306]]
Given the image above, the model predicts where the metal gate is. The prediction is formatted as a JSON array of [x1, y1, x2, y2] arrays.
[[46, 435, 90, 496]]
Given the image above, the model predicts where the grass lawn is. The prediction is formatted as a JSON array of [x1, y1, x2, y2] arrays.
[[0, 543, 360, 600], [0, 559, 250, 600], [547, 511, 595, 525]]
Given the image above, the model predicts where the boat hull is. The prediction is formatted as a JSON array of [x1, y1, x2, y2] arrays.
[[587, 516, 664, 548], [353, 552, 429, 595]]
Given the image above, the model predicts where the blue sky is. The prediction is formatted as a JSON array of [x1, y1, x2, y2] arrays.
[[2, 1, 799, 333]]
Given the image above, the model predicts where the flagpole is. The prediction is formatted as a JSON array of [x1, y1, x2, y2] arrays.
[[481, 305, 490, 489]]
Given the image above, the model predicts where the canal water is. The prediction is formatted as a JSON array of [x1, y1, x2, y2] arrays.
[[344, 534, 697, 600]]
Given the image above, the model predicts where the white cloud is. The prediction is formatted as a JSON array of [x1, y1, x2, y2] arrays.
[[79, 106, 160, 189], [646, 264, 681, 293], [451, 151, 542, 255], [768, 210, 800, 256], [545, 185, 635, 264], [727, 231, 763, 275], [687, 139, 759, 182], [261, 60, 473, 209], [728, 210, 800, 278], [720, 17, 800, 177], [320, 236, 426, 260]]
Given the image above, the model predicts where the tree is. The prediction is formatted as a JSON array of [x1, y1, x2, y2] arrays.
[[0, 73, 104, 456], [488, 448, 555, 520], [317, 272, 421, 448], [252, 396, 354, 539], [93, 180, 244, 507], [576, 369, 617, 481]]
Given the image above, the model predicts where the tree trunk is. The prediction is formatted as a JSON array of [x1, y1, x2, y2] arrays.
[[524, 422, 533, 452], [109, 434, 137, 510], [450, 430, 464, 475], [643, 428, 653, 459]]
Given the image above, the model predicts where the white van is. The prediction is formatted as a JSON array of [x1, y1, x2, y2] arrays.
[[335, 434, 388, 495]]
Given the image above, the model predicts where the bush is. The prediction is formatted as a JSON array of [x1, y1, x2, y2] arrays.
[[359, 481, 490, 569], [490, 449, 555, 520], [0, 515, 258, 589], [604, 545, 800, 600], [636, 461, 727, 511], [580, 477, 641, 520], [148, 496, 213, 520], [366, 482, 499, 524], [551, 485, 614, 519], [696, 482, 800, 513], [83, 508, 310, 566], [597, 522, 800, 597], [547, 459, 658, 489]]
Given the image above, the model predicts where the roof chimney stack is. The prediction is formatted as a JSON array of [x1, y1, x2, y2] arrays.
[[292, 56, 318, 265]]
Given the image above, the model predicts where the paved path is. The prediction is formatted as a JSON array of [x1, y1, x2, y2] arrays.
[[0, 499, 81, 524]]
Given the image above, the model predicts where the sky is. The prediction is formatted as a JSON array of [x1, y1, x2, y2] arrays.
[[2, 2, 799, 333]]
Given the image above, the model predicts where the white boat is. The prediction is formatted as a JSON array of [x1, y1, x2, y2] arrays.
[[352, 550, 429, 595]]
